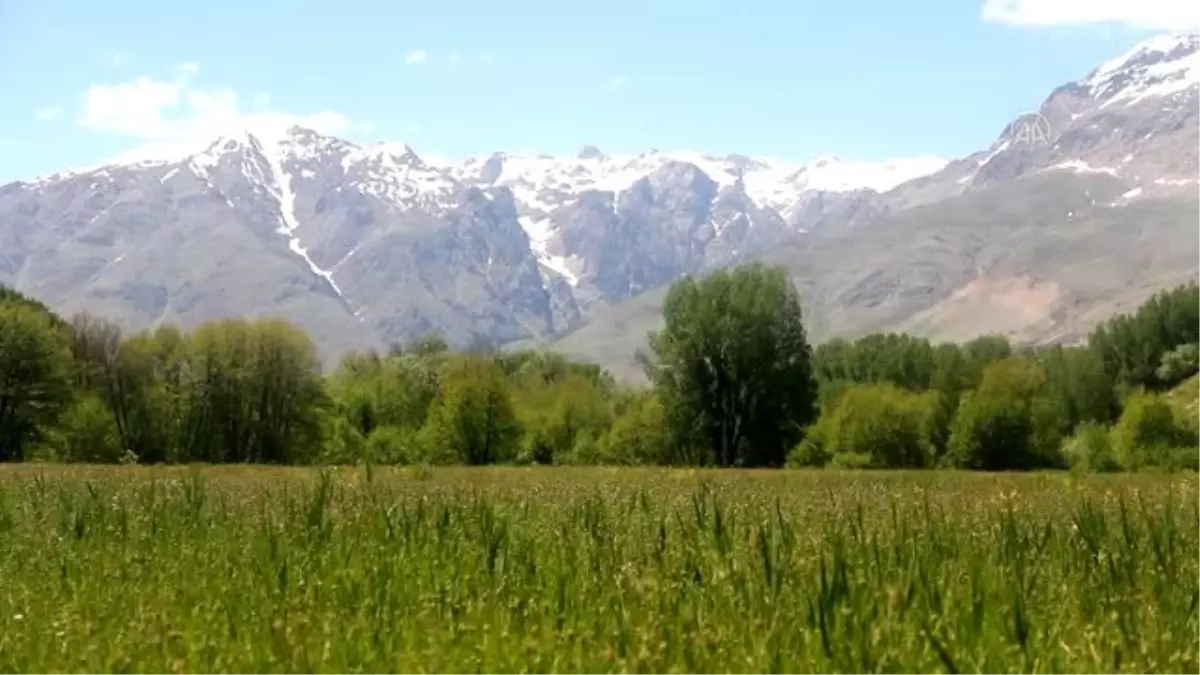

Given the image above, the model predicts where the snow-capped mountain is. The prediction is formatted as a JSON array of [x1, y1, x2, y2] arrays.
[[0, 33, 1196, 366], [1085, 33, 1199, 106], [443, 148, 946, 286], [1, 119, 945, 357], [910, 32, 1199, 204], [549, 32, 1200, 378]]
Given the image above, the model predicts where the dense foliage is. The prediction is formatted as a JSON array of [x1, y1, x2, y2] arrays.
[[0, 270, 1194, 471]]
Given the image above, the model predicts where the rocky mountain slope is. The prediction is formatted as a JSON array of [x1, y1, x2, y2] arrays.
[[0, 121, 945, 362], [550, 32, 1200, 379], [0, 33, 1195, 371]]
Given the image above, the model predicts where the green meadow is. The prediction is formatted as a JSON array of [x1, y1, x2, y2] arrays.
[[0, 466, 1194, 673]]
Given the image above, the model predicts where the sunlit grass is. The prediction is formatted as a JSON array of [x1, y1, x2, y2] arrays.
[[0, 466, 1194, 672]]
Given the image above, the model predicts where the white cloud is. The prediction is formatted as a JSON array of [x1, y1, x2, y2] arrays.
[[404, 50, 427, 65], [34, 106, 60, 121], [604, 74, 629, 91], [176, 62, 201, 75], [76, 74, 370, 163], [982, 0, 1200, 31], [78, 76, 183, 137]]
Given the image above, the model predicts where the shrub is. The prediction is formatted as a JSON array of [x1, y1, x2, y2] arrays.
[[825, 381, 936, 470], [365, 425, 416, 465], [787, 435, 830, 468], [596, 393, 669, 465], [319, 415, 367, 465], [1157, 343, 1199, 387], [1063, 421, 1121, 473], [47, 393, 123, 463], [946, 359, 1065, 470], [1112, 391, 1193, 470]]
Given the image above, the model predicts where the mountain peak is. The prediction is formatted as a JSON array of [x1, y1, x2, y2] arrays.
[[577, 145, 605, 160], [1083, 32, 1199, 105]]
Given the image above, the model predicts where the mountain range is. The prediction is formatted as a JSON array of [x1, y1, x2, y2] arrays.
[[1, 33, 1197, 377]]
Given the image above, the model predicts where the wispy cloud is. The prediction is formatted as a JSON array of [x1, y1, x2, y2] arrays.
[[449, 50, 460, 63], [176, 62, 201, 75], [604, 74, 629, 91], [110, 52, 125, 66], [76, 73, 371, 163], [404, 50, 427, 65], [34, 106, 60, 122], [982, 0, 1200, 30]]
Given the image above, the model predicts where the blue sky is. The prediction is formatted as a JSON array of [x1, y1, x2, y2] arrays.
[[0, 0, 1195, 182]]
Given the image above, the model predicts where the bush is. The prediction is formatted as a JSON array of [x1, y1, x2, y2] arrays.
[[787, 435, 830, 468], [365, 425, 416, 465], [829, 452, 873, 470], [1157, 343, 1199, 387], [803, 383, 936, 469], [1112, 391, 1194, 470], [1063, 421, 1121, 473], [47, 393, 123, 463], [1164, 445, 1199, 471], [320, 415, 366, 465], [946, 359, 1064, 470], [595, 393, 669, 465]]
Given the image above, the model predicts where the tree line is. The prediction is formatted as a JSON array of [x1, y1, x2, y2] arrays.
[[0, 265, 1195, 470]]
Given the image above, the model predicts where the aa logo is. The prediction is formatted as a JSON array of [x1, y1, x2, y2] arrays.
[[1010, 111, 1053, 147]]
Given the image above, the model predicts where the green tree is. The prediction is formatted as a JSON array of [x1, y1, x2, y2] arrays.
[[812, 333, 938, 392], [424, 356, 521, 465], [67, 313, 178, 462], [327, 350, 440, 439], [1090, 283, 1199, 390], [643, 263, 817, 467], [1035, 345, 1117, 431], [178, 318, 327, 463], [0, 301, 74, 460], [946, 358, 1064, 470]]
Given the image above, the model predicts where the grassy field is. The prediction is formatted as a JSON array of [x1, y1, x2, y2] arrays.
[[0, 466, 1195, 673]]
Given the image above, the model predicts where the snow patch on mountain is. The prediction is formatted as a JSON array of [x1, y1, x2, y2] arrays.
[[518, 215, 578, 286], [782, 154, 950, 193], [1085, 33, 1199, 106], [456, 152, 671, 210], [1154, 177, 1198, 186], [251, 132, 346, 299], [1045, 159, 1120, 176], [455, 149, 948, 218], [341, 142, 458, 210]]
